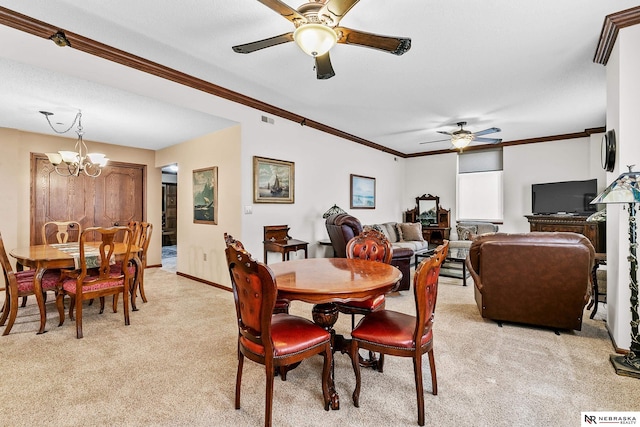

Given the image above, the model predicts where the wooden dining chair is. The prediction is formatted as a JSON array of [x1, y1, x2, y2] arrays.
[[22, 220, 83, 308], [335, 229, 393, 370], [56, 226, 134, 339], [225, 238, 332, 427], [349, 241, 449, 426], [224, 233, 289, 314], [0, 232, 60, 335], [337, 229, 394, 326], [133, 222, 152, 305], [41, 220, 82, 245]]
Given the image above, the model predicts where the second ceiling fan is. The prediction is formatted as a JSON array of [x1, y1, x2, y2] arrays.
[[420, 122, 502, 151], [232, 0, 411, 79]]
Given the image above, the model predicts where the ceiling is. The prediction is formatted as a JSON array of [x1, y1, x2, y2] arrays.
[[0, 1, 637, 156]]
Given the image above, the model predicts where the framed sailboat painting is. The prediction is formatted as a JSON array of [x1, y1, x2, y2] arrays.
[[193, 167, 218, 224], [253, 156, 295, 204]]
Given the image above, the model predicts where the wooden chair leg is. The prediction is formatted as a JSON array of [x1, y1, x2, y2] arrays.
[[265, 362, 275, 427], [413, 355, 425, 426], [349, 340, 362, 407], [428, 349, 437, 395], [138, 268, 147, 303], [2, 293, 19, 335], [75, 296, 83, 339], [56, 292, 65, 326], [235, 351, 244, 410]]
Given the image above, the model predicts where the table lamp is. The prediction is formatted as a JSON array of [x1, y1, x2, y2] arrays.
[[322, 204, 346, 219], [591, 165, 640, 378]]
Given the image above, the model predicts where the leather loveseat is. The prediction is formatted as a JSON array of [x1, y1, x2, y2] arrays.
[[325, 213, 415, 291], [466, 232, 594, 331]]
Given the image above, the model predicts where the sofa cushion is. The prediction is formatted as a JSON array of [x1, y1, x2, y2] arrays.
[[399, 222, 424, 242], [393, 241, 430, 252], [382, 222, 401, 243], [456, 224, 478, 241]]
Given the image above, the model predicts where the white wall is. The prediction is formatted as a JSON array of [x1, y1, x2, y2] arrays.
[[605, 23, 640, 350], [404, 138, 605, 234]]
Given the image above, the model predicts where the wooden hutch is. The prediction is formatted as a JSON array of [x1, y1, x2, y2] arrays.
[[525, 214, 605, 253], [404, 194, 451, 245]]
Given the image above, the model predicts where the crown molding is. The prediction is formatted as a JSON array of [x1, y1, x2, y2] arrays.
[[594, 6, 640, 65]]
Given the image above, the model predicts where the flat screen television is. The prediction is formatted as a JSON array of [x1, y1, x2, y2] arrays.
[[531, 179, 598, 215]]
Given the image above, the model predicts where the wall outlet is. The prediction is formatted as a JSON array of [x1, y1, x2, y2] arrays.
[[244, 205, 253, 214]]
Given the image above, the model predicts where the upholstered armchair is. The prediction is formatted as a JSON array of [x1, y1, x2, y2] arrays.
[[325, 214, 413, 291]]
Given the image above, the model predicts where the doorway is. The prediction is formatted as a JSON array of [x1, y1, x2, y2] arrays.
[[162, 164, 177, 272]]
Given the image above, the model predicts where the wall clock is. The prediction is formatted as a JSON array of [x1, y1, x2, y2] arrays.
[[601, 129, 616, 172]]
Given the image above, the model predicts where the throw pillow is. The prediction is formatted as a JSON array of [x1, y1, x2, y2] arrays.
[[382, 222, 400, 243], [456, 224, 478, 241], [399, 222, 424, 242], [365, 224, 389, 240]]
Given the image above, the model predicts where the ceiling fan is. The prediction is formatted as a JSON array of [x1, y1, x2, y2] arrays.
[[420, 122, 502, 151], [232, 0, 411, 80]]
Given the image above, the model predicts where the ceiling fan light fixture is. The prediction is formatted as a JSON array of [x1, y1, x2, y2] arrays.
[[293, 23, 337, 57], [451, 133, 474, 150]]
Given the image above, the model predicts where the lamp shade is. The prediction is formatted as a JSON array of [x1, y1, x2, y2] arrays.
[[293, 23, 338, 57], [322, 204, 346, 219], [591, 170, 640, 204]]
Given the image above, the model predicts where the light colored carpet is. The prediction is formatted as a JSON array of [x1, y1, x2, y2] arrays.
[[1, 268, 638, 426]]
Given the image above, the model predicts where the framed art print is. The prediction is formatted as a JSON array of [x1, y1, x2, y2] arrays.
[[350, 174, 375, 209], [253, 156, 295, 204], [193, 167, 218, 224]]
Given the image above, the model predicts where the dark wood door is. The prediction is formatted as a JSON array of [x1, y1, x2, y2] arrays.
[[31, 154, 145, 245]]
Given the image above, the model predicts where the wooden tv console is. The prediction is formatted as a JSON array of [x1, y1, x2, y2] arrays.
[[525, 215, 605, 253]]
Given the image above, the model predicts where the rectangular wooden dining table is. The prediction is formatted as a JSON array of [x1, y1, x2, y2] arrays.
[[9, 242, 141, 334], [269, 257, 402, 410]]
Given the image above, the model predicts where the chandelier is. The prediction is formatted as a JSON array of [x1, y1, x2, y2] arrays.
[[41, 110, 108, 177]]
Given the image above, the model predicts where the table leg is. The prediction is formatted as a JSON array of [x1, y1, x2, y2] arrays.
[[462, 260, 467, 286], [33, 264, 47, 334], [312, 303, 341, 410]]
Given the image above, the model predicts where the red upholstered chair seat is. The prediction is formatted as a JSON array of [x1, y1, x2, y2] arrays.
[[336, 294, 385, 313], [240, 314, 330, 357], [351, 310, 433, 349], [59, 275, 127, 294], [15, 270, 59, 293]]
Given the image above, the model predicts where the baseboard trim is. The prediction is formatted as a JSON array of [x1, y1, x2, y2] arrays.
[[605, 321, 628, 355], [176, 271, 231, 292]]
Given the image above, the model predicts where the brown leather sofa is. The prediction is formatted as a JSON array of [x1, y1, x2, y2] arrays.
[[325, 213, 414, 290], [466, 232, 594, 331]]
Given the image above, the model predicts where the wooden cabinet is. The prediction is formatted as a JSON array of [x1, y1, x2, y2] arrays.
[[31, 154, 144, 245], [422, 227, 450, 245], [525, 215, 605, 253]]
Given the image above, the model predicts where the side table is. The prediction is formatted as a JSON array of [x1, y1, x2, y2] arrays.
[[588, 253, 607, 319], [263, 239, 308, 264]]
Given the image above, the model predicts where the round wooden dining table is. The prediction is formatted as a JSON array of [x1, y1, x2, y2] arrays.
[[9, 242, 140, 334], [269, 257, 402, 410]]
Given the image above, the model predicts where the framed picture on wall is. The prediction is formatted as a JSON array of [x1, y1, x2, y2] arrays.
[[253, 156, 295, 204], [350, 174, 376, 209], [193, 167, 218, 224]]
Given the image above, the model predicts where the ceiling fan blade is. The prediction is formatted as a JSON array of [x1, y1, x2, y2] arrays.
[[419, 138, 450, 145], [232, 32, 294, 54], [437, 130, 452, 136], [315, 52, 335, 80], [473, 137, 502, 144], [335, 27, 411, 55], [473, 127, 501, 137], [257, 0, 306, 24], [318, 0, 360, 25]]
